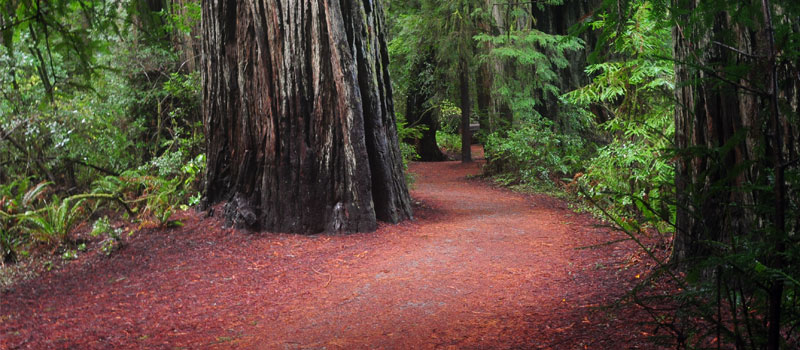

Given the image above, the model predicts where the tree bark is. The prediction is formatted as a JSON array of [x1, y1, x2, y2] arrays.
[[531, 0, 601, 124], [169, 0, 202, 72], [475, 60, 492, 137], [672, 3, 800, 346], [459, 57, 472, 163], [475, 1, 495, 137], [475, 0, 515, 134], [202, 0, 412, 233], [671, 0, 799, 261]]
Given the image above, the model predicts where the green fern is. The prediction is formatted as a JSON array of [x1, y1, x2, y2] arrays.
[[562, 4, 675, 224], [1, 179, 51, 261], [24, 196, 86, 246], [0, 226, 19, 263]]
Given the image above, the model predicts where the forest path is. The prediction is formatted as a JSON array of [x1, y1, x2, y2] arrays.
[[1, 146, 653, 349]]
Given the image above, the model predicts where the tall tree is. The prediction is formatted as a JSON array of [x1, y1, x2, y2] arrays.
[[202, 0, 413, 233], [671, 0, 799, 347], [445, 0, 479, 163], [531, 0, 601, 127], [404, 52, 446, 161], [671, 0, 799, 262]]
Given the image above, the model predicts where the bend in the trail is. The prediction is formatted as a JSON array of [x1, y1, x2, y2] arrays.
[[1, 148, 654, 349]]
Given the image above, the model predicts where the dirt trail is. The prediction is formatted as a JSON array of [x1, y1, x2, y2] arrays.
[[1, 147, 653, 349]]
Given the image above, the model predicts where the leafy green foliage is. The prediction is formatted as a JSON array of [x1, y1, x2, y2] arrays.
[[563, 4, 675, 225], [23, 195, 85, 246], [160, 1, 202, 35], [90, 216, 123, 256], [436, 131, 461, 156], [475, 30, 584, 121], [0, 1, 128, 185], [1, 0, 202, 190], [0, 0, 204, 265], [484, 116, 585, 186], [0, 0, 121, 95]]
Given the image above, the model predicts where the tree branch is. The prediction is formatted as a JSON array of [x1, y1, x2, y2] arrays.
[[712, 41, 764, 59]]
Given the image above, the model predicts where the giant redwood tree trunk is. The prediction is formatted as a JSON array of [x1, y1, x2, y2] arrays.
[[671, 0, 799, 261], [202, 0, 412, 233]]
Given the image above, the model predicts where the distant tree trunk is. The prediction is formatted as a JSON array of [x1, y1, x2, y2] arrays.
[[459, 57, 472, 163], [132, 0, 167, 42], [404, 52, 445, 161], [475, 3, 494, 138], [475, 61, 492, 137], [476, 0, 514, 133], [168, 0, 201, 72], [531, 0, 601, 124], [202, 0, 412, 233], [671, 0, 799, 261]]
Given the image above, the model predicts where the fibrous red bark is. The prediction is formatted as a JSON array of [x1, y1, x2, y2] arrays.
[[671, 0, 799, 260], [202, 0, 412, 233]]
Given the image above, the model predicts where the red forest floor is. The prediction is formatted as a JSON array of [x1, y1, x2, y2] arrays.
[[1, 146, 663, 349]]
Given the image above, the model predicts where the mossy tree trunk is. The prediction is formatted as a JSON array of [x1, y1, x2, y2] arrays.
[[202, 0, 412, 233]]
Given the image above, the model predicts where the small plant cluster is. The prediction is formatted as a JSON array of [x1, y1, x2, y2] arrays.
[[1, 179, 92, 263], [435, 100, 464, 135], [0, 150, 205, 265], [90, 217, 124, 256], [484, 116, 586, 188], [436, 130, 461, 157], [396, 115, 423, 168], [1, 179, 50, 263], [92, 152, 206, 227]]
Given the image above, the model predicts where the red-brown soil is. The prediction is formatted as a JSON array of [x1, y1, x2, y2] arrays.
[[1, 147, 660, 349]]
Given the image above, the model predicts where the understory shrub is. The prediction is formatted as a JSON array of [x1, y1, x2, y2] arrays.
[[0, 179, 50, 262], [484, 117, 585, 186], [92, 151, 205, 227], [563, 3, 675, 226], [90, 217, 124, 256], [23, 196, 86, 246], [436, 131, 461, 155]]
